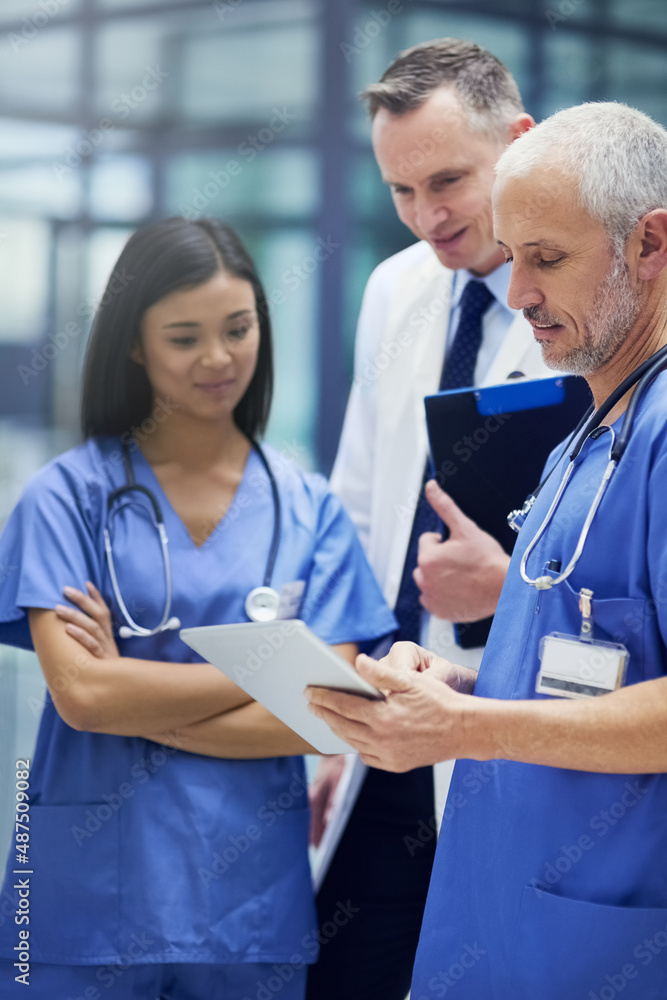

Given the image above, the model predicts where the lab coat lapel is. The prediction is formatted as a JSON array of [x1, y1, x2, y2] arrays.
[[372, 254, 454, 607]]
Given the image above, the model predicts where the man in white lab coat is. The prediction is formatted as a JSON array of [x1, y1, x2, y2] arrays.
[[306, 39, 554, 1000]]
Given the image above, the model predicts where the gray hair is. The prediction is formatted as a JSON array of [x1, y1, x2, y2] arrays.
[[495, 102, 667, 252], [362, 37, 524, 138]]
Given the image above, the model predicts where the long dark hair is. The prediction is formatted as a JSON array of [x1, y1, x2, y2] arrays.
[[81, 217, 273, 440]]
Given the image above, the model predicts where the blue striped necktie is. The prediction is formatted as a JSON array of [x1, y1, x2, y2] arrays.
[[393, 279, 495, 643]]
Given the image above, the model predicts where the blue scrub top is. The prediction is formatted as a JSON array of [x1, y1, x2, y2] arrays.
[[412, 375, 667, 1000], [0, 437, 396, 967]]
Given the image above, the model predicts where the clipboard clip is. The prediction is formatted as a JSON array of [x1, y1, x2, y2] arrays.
[[507, 494, 536, 534]]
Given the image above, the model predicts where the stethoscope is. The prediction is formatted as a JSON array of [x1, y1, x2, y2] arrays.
[[507, 345, 667, 592], [104, 441, 282, 638]]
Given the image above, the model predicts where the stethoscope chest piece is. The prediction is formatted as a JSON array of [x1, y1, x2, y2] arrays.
[[245, 586, 281, 623]]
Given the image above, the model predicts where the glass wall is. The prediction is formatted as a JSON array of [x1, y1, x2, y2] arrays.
[[1, 0, 667, 855]]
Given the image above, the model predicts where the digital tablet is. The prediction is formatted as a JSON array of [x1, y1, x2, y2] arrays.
[[179, 619, 383, 754]]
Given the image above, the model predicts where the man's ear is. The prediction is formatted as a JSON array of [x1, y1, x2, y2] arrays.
[[634, 209, 667, 281], [506, 113, 535, 144], [129, 341, 145, 365]]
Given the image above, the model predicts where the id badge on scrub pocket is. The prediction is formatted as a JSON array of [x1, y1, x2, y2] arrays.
[[536, 588, 629, 699], [537, 634, 629, 698]]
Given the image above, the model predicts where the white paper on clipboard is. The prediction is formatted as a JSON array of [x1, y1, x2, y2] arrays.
[[310, 755, 368, 891], [308, 633, 395, 887]]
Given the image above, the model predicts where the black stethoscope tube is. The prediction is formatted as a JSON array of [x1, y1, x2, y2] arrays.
[[526, 344, 667, 511], [255, 443, 282, 589], [570, 343, 667, 463]]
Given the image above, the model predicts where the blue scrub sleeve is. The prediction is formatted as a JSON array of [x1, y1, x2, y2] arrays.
[[298, 490, 396, 646], [0, 466, 102, 650]]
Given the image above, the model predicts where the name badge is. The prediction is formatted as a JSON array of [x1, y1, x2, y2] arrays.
[[276, 580, 306, 620], [537, 633, 629, 698], [536, 587, 629, 699]]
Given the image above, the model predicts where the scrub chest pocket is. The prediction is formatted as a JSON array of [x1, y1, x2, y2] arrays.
[[525, 577, 650, 699], [510, 886, 667, 999]]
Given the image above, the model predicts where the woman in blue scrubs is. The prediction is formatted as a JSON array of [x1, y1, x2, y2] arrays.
[[0, 217, 395, 999]]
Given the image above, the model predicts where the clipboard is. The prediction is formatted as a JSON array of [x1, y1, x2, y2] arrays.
[[424, 375, 592, 648]]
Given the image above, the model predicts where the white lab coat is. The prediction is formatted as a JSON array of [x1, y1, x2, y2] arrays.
[[329, 239, 555, 823]]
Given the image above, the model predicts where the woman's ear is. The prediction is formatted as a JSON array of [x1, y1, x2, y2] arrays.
[[129, 341, 145, 365]]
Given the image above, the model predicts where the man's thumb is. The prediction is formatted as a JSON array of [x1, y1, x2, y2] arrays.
[[424, 480, 471, 535], [355, 653, 412, 694]]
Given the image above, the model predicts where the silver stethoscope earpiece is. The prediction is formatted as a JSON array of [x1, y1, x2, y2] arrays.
[[105, 441, 282, 639], [118, 617, 181, 640]]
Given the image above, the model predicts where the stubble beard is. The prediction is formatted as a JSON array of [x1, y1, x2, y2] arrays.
[[539, 252, 642, 376]]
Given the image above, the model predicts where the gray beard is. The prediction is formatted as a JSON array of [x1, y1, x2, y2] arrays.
[[541, 254, 641, 376]]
